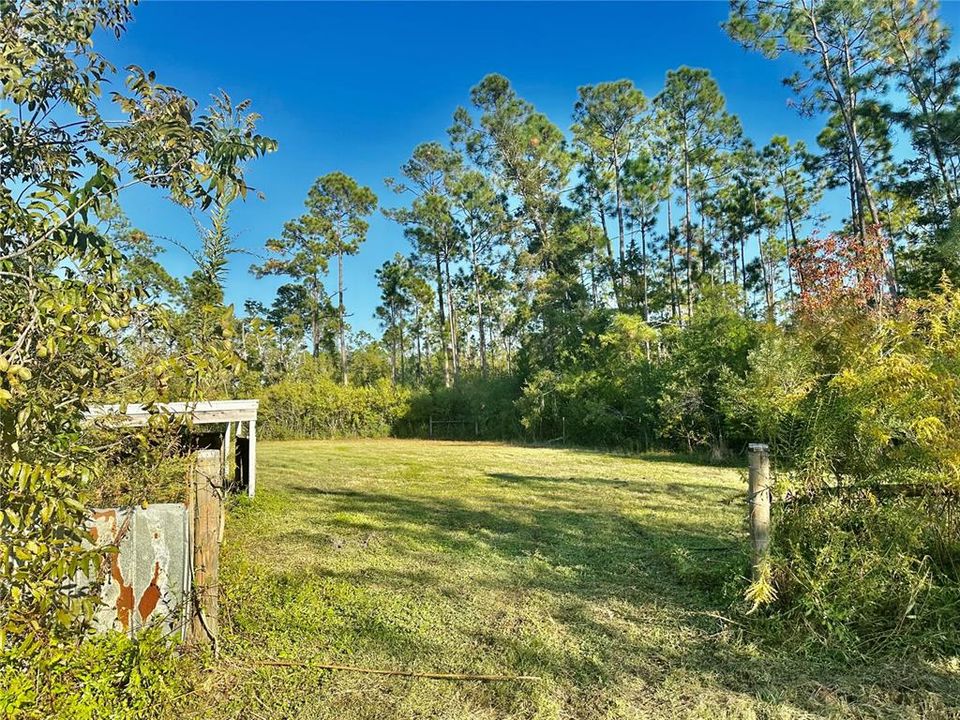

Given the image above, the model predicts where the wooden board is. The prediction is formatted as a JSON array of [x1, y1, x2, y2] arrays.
[[84, 400, 259, 426], [189, 448, 222, 647]]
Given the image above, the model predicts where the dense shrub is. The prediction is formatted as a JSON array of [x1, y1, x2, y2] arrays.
[[0, 630, 185, 719], [729, 279, 960, 652], [767, 492, 960, 655], [658, 288, 760, 456], [513, 313, 660, 448], [257, 361, 411, 439], [728, 279, 960, 486], [510, 292, 758, 453], [514, 364, 664, 449], [400, 374, 523, 439], [399, 296, 759, 453]]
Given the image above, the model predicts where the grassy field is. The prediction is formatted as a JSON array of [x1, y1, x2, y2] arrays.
[[180, 439, 960, 719]]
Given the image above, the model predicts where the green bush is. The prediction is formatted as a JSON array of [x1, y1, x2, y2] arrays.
[[658, 287, 760, 456], [257, 361, 411, 440], [767, 492, 960, 655], [512, 311, 664, 449], [731, 280, 960, 653], [0, 629, 186, 720], [728, 279, 960, 486], [514, 364, 664, 449], [400, 375, 523, 440], [400, 298, 757, 453], [512, 295, 757, 454]]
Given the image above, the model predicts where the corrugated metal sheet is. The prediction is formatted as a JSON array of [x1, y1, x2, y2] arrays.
[[87, 504, 190, 638]]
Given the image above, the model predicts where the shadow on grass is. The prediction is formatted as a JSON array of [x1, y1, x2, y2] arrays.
[[486, 471, 744, 502], [259, 469, 960, 716], [407, 438, 745, 469], [287, 481, 734, 588], [531, 442, 747, 469]]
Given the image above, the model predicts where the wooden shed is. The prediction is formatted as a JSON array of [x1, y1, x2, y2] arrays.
[[84, 399, 259, 497]]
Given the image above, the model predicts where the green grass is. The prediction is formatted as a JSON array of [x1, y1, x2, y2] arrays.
[[180, 439, 960, 719]]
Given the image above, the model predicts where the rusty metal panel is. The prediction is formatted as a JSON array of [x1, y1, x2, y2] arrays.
[[87, 504, 191, 639]]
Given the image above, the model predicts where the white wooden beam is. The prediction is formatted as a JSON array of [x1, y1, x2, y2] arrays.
[[247, 419, 257, 498], [84, 400, 259, 427]]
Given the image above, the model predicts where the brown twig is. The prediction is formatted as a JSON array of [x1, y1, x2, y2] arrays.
[[254, 660, 540, 682]]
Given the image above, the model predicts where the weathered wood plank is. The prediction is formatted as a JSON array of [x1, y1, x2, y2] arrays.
[[248, 419, 257, 498], [189, 448, 222, 649], [84, 400, 259, 426], [747, 443, 771, 574]]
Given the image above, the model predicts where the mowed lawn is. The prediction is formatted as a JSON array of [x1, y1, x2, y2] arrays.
[[184, 439, 960, 720]]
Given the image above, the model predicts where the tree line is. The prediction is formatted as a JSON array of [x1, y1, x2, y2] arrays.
[[236, 0, 960, 398]]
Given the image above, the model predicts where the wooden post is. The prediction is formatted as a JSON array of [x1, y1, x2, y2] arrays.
[[233, 419, 257, 498], [247, 419, 256, 498], [747, 443, 772, 572], [429, 416, 433, 439], [190, 446, 222, 649], [223, 421, 233, 484], [234, 430, 246, 493], [562, 416, 566, 445]]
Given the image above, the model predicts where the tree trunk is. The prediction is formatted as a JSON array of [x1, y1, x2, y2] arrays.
[[311, 280, 321, 359], [782, 176, 802, 295], [337, 248, 347, 385], [843, 72, 880, 230], [807, 12, 880, 230], [683, 147, 694, 316], [594, 180, 620, 308], [614, 151, 627, 267], [884, 201, 900, 297], [398, 322, 406, 384], [471, 240, 488, 376], [667, 199, 681, 324], [698, 195, 708, 276], [434, 251, 451, 387], [754, 200, 774, 321], [444, 248, 459, 379], [589, 249, 599, 306], [740, 235, 748, 315], [414, 307, 423, 383], [726, 219, 737, 287], [640, 220, 649, 322], [894, 20, 958, 214], [781, 186, 794, 302], [842, 142, 861, 239], [389, 324, 397, 384]]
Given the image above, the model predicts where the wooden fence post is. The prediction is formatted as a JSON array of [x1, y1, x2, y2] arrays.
[[747, 443, 772, 574], [247, 419, 257, 498], [429, 416, 433, 439], [190, 446, 223, 649]]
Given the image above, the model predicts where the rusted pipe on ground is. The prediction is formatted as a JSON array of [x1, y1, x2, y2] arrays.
[[254, 660, 541, 682]]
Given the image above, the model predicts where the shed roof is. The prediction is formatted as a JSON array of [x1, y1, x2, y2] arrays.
[[84, 400, 259, 427]]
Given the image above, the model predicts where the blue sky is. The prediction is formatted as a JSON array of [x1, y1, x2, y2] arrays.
[[104, 1, 960, 335]]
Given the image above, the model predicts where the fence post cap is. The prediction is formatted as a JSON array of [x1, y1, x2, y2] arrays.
[[748, 443, 770, 453]]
